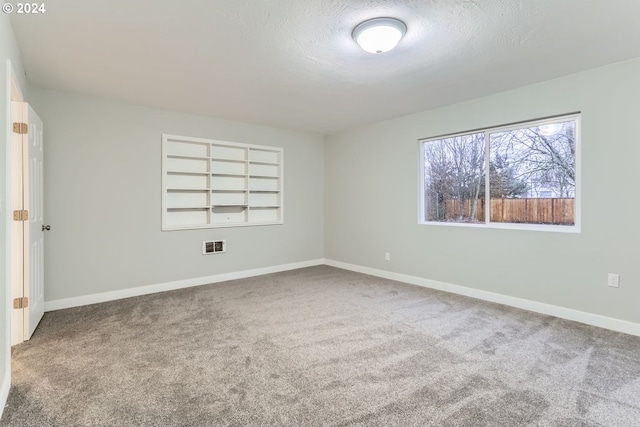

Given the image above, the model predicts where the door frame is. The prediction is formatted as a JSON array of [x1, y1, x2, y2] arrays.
[[5, 62, 24, 347], [10, 100, 26, 345], [3, 59, 24, 410]]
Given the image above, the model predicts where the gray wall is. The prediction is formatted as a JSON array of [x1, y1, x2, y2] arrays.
[[325, 57, 640, 324], [0, 12, 28, 412], [29, 90, 325, 302]]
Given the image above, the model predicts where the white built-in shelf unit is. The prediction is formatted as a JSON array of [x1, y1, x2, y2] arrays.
[[162, 134, 283, 230]]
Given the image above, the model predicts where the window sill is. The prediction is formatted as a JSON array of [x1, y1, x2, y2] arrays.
[[418, 220, 580, 233]]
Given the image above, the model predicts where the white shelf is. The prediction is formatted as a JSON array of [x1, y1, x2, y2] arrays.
[[162, 134, 283, 230], [167, 171, 209, 176], [249, 161, 280, 166], [166, 154, 209, 160], [213, 158, 248, 164]]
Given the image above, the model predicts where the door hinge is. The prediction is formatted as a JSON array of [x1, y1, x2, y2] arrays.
[[13, 210, 29, 221], [13, 297, 28, 309], [12, 122, 28, 134]]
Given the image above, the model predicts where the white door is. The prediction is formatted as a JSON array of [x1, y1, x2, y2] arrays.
[[10, 102, 45, 344], [26, 104, 45, 337]]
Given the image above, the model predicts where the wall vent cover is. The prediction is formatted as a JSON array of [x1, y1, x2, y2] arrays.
[[203, 240, 226, 254]]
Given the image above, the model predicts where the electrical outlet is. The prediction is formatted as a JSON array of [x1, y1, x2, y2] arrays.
[[385, 252, 391, 261], [607, 273, 619, 288]]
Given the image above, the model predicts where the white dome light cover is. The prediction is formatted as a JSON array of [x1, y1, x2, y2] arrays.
[[352, 17, 407, 54]]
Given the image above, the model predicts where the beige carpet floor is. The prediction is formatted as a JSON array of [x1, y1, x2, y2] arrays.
[[2, 265, 640, 426]]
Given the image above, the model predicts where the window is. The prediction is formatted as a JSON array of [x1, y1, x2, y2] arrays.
[[162, 134, 283, 230], [420, 114, 579, 231]]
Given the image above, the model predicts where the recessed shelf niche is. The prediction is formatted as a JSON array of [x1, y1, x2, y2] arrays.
[[162, 134, 283, 230]]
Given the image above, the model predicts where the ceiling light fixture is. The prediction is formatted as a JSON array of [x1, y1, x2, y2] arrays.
[[352, 17, 407, 54]]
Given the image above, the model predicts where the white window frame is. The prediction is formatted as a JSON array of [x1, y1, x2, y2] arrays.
[[418, 114, 581, 233]]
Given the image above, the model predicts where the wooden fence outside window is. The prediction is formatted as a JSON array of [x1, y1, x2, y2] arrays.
[[443, 198, 575, 225]]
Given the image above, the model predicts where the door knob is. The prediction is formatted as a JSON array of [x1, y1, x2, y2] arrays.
[[42, 225, 51, 231]]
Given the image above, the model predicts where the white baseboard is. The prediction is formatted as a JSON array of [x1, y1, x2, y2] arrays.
[[324, 259, 640, 337], [43, 257, 640, 337], [0, 368, 9, 422], [44, 259, 324, 312]]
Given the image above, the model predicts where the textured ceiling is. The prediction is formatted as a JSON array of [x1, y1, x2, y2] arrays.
[[9, 0, 640, 134]]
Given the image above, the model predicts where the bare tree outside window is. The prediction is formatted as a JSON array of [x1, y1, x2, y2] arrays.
[[489, 120, 576, 225], [422, 116, 578, 227], [423, 133, 485, 223]]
